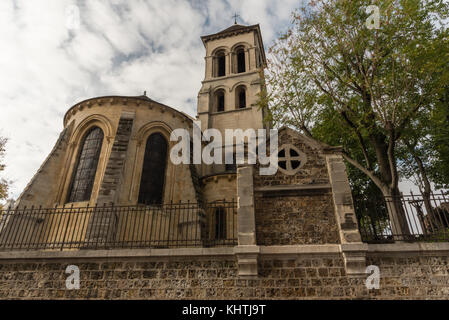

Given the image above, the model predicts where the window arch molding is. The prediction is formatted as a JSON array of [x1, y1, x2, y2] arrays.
[[230, 81, 248, 92], [134, 121, 173, 145], [211, 46, 230, 56], [68, 114, 114, 146], [58, 115, 114, 204], [230, 42, 250, 53]]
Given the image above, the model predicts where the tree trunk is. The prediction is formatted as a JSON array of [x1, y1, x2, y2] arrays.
[[380, 185, 411, 239], [408, 144, 434, 233], [370, 134, 411, 239], [415, 156, 434, 232]]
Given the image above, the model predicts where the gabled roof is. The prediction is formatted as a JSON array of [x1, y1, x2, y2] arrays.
[[214, 23, 248, 35], [273, 126, 344, 154], [201, 23, 267, 66]]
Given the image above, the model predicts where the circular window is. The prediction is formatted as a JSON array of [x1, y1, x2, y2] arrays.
[[277, 144, 307, 175]]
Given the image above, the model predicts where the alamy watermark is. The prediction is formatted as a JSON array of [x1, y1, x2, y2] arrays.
[[365, 265, 380, 289], [65, 265, 80, 290], [366, 5, 380, 29], [170, 121, 279, 175]]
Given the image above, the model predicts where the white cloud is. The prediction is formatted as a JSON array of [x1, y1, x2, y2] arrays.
[[0, 0, 300, 199]]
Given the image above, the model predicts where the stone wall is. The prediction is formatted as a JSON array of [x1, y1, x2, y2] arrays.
[[0, 245, 448, 300], [14, 122, 74, 208], [254, 195, 340, 245]]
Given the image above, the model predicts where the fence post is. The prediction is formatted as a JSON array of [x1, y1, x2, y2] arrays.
[[60, 204, 74, 251], [235, 165, 259, 278]]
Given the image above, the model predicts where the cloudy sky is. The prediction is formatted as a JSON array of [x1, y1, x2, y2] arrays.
[[0, 0, 302, 199]]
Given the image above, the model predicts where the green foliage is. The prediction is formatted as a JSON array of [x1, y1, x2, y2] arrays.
[[428, 90, 449, 189], [397, 86, 449, 191], [0, 136, 9, 204]]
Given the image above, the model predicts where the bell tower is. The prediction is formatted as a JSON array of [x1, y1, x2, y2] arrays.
[[197, 23, 268, 134]]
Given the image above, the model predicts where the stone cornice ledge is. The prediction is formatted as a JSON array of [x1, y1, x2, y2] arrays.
[[368, 242, 449, 255], [0, 247, 235, 261], [260, 244, 341, 257], [1, 243, 448, 262]]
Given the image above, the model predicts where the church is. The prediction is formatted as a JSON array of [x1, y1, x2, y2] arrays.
[[4, 22, 363, 273], [3, 23, 444, 300]]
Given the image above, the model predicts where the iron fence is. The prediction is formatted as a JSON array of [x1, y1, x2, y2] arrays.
[[0, 200, 237, 251], [356, 193, 449, 243]]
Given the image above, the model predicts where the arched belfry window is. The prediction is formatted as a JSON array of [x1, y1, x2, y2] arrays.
[[214, 89, 225, 112], [138, 133, 168, 205], [236, 46, 246, 73], [235, 85, 246, 109], [67, 126, 104, 203], [213, 50, 226, 77]]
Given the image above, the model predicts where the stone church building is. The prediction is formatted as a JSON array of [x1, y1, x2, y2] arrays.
[[0, 23, 448, 300]]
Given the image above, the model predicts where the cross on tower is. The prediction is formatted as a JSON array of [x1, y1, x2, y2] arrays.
[[232, 13, 240, 24]]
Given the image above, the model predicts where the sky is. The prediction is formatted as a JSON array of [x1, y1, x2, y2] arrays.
[[0, 0, 302, 199]]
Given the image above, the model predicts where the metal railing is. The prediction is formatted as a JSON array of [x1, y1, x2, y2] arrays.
[[356, 193, 449, 243], [0, 200, 237, 251]]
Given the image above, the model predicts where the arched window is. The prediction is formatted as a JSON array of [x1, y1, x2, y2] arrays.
[[138, 133, 168, 205], [214, 207, 226, 240], [67, 127, 104, 203], [235, 85, 246, 109], [213, 50, 226, 77], [215, 89, 225, 112], [235, 46, 246, 73]]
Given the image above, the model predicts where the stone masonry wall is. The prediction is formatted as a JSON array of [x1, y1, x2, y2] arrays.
[[254, 194, 340, 245], [0, 253, 448, 299]]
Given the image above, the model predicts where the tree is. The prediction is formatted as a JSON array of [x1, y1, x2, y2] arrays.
[[261, 0, 449, 235], [397, 86, 449, 202], [0, 136, 9, 205]]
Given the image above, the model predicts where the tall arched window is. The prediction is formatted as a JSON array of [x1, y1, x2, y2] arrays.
[[67, 127, 104, 203], [213, 50, 226, 77], [235, 46, 246, 73], [215, 89, 225, 112], [138, 133, 168, 205], [235, 85, 246, 109]]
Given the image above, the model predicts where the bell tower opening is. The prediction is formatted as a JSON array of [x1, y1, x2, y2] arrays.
[[236, 46, 246, 73], [213, 50, 226, 77], [215, 89, 225, 112]]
